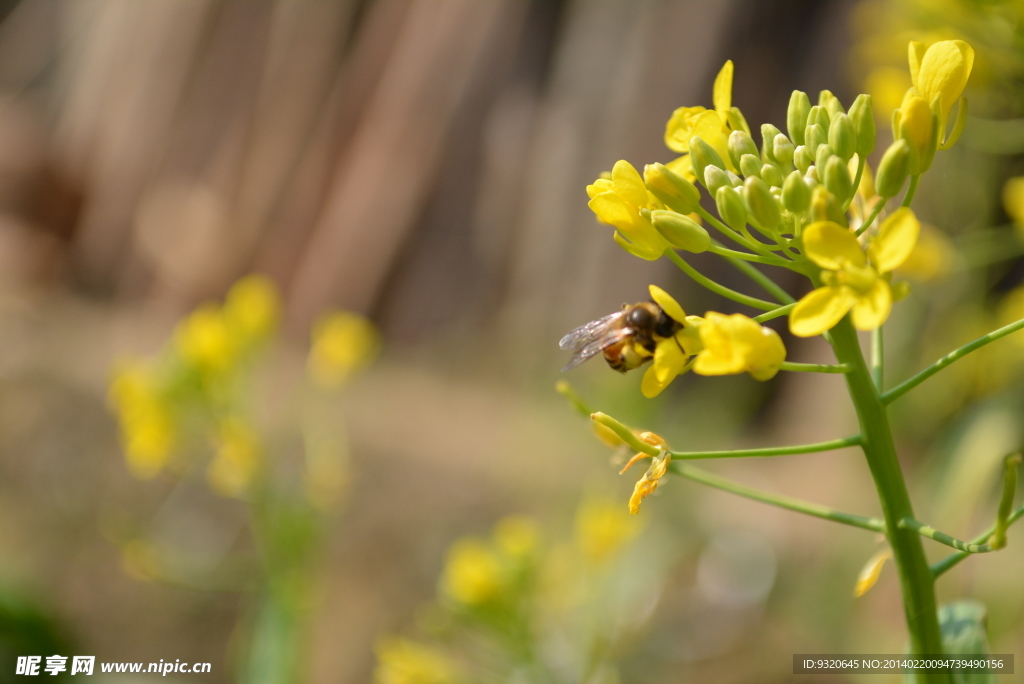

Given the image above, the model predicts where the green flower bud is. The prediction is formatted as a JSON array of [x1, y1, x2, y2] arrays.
[[760, 124, 783, 163], [704, 165, 732, 196], [690, 136, 727, 190], [875, 139, 911, 198], [650, 209, 711, 253], [824, 156, 853, 204], [819, 89, 844, 117], [644, 162, 701, 214], [727, 170, 743, 187], [848, 94, 875, 158], [805, 165, 819, 183], [828, 112, 856, 160], [716, 185, 747, 229], [761, 163, 784, 188], [744, 176, 782, 230], [739, 154, 762, 179], [805, 123, 826, 153], [814, 143, 833, 176], [782, 170, 810, 212], [787, 90, 811, 146], [728, 130, 759, 169], [794, 145, 813, 173], [807, 105, 831, 135], [772, 134, 795, 168]]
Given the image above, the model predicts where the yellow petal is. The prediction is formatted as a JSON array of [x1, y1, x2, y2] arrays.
[[908, 41, 927, 91], [588, 191, 633, 229], [916, 40, 974, 125], [802, 221, 866, 270], [611, 160, 648, 207], [851, 280, 893, 330], [586, 178, 614, 199], [690, 110, 734, 172], [854, 548, 892, 597], [898, 93, 934, 159], [648, 285, 686, 322], [789, 286, 857, 337], [641, 364, 667, 398], [713, 60, 733, 113], [665, 154, 696, 181], [746, 326, 786, 381], [664, 106, 706, 153], [677, 317, 705, 355], [613, 231, 663, 261], [868, 207, 919, 273], [652, 338, 686, 383]]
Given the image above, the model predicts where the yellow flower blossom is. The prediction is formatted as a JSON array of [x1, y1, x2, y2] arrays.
[[575, 496, 638, 562], [640, 285, 704, 398], [223, 274, 281, 345], [109, 359, 176, 479], [693, 312, 785, 380], [789, 209, 920, 337], [207, 418, 261, 498], [663, 60, 744, 173], [587, 160, 670, 260], [441, 538, 503, 606], [908, 40, 974, 143], [308, 311, 380, 389], [854, 548, 892, 598], [175, 304, 237, 375], [493, 516, 539, 558], [374, 637, 458, 684]]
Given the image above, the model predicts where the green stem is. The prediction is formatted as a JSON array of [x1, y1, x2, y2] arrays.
[[669, 461, 884, 533], [871, 326, 883, 389], [780, 361, 851, 374], [992, 453, 1021, 549], [664, 250, 776, 310], [931, 505, 1024, 578], [902, 175, 920, 208], [708, 242, 790, 267], [695, 206, 764, 253], [720, 253, 798, 303], [753, 303, 795, 323], [883, 316, 1024, 404], [899, 517, 1001, 553], [669, 434, 861, 460], [828, 318, 947, 676], [855, 198, 887, 237], [842, 156, 866, 212]]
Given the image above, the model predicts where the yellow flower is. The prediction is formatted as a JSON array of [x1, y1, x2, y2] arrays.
[[175, 304, 237, 375], [109, 359, 176, 479], [441, 538, 503, 606], [693, 312, 786, 380], [640, 285, 704, 398], [223, 274, 281, 345], [663, 60, 742, 172], [307, 311, 380, 389], [493, 516, 539, 558], [587, 160, 670, 260], [374, 637, 457, 684], [207, 418, 261, 498], [575, 496, 638, 562], [789, 209, 919, 337], [908, 40, 974, 143], [628, 449, 671, 515]]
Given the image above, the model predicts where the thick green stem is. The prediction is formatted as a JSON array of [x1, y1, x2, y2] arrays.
[[828, 319, 947, 680]]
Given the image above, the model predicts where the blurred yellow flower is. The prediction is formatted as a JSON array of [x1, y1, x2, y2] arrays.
[[304, 438, 349, 512], [109, 359, 175, 479], [207, 418, 261, 498], [441, 539, 503, 606], [790, 209, 919, 337], [575, 497, 638, 563], [374, 637, 458, 684], [223, 274, 281, 345], [896, 222, 954, 281], [586, 160, 670, 260], [175, 304, 237, 375], [493, 516, 539, 558], [308, 311, 380, 389], [865, 66, 911, 119], [693, 312, 785, 380]]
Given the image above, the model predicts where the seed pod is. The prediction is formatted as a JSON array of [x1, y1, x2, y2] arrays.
[[690, 136, 727, 190], [644, 162, 701, 215], [829, 112, 856, 160], [650, 209, 711, 253], [787, 90, 811, 145], [728, 130, 760, 169], [875, 139, 911, 198], [745, 176, 782, 230], [782, 170, 810, 212], [716, 185, 747, 229]]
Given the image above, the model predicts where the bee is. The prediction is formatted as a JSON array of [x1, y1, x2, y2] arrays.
[[559, 301, 682, 373]]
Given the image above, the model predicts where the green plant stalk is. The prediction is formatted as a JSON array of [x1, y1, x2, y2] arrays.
[[720, 253, 798, 302], [753, 303, 795, 322], [780, 361, 850, 374], [855, 198, 887, 237], [931, 504, 1024, 578], [828, 318, 947, 680], [669, 434, 861, 460], [664, 250, 776, 310]]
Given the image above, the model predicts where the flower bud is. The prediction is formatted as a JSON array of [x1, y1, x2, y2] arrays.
[[772, 134, 794, 168], [819, 89, 844, 117], [875, 139, 911, 198], [644, 162, 700, 214], [807, 105, 831, 135], [896, 93, 937, 175], [811, 185, 845, 225], [728, 129, 759, 169], [650, 209, 711, 253], [848, 94, 875, 158], [782, 170, 810, 212], [815, 144, 834, 176], [690, 136, 727, 189], [787, 90, 811, 145], [744, 176, 782, 230], [805, 165, 819, 183], [704, 165, 732, 196], [828, 112, 856, 161], [794, 145, 813, 173], [805, 123, 826, 154], [760, 124, 782, 163], [824, 156, 853, 205], [716, 185, 747, 229], [739, 154, 762, 179], [761, 163, 784, 188]]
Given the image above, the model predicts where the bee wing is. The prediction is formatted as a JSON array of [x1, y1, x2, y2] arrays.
[[559, 312, 631, 372]]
